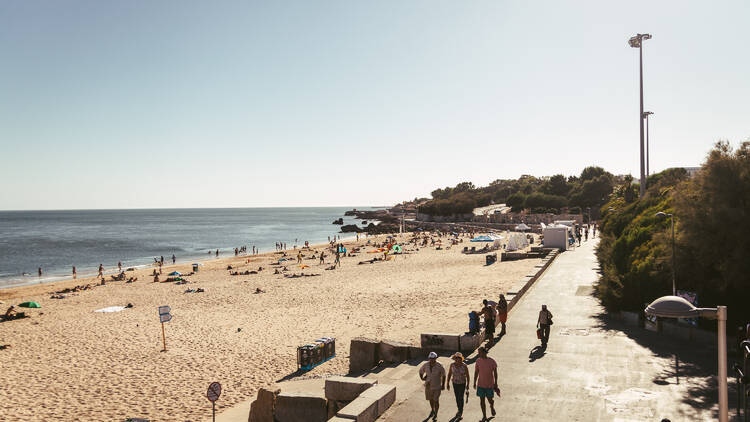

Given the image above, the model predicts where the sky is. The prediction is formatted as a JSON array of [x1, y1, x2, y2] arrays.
[[1, 1, 748, 210]]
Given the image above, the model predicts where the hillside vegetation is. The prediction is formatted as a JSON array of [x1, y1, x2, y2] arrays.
[[418, 167, 616, 217], [595, 141, 750, 328]]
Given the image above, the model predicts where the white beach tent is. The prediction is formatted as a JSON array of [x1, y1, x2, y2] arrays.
[[515, 223, 531, 231]]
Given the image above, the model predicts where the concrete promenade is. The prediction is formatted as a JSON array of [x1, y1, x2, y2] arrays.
[[380, 238, 721, 421]]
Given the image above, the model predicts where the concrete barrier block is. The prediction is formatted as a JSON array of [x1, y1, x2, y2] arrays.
[[327, 399, 348, 420], [274, 391, 328, 422], [248, 387, 279, 422], [408, 346, 429, 360], [328, 417, 352, 422], [458, 332, 483, 354], [421, 333, 459, 352], [378, 340, 410, 364], [324, 376, 377, 402], [349, 337, 379, 373], [336, 396, 379, 422], [359, 383, 396, 417]]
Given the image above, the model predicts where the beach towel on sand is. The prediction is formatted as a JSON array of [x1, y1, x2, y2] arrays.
[[94, 306, 127, 313]]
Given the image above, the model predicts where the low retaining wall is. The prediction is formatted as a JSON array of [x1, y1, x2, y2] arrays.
[[348, 249, 561, 368], [614, 311, 735, 349], [248, 377, 396, 422]]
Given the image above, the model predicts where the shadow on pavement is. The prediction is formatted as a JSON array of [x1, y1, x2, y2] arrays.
[[528, 345, 546, 362], [590, 311, 738, 420]]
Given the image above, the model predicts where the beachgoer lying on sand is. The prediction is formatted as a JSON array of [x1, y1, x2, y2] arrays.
[[325, 265, 337, 270], [254, 288, 265, 294], [50, 294, 66, 299], [126, 276, 138, 283], [274, 269, 281, 274]]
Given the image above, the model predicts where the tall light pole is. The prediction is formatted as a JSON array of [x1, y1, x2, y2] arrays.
[[655, 211, 675, 295], [629, 33, 652, 197], [644, 111, 654, 176]]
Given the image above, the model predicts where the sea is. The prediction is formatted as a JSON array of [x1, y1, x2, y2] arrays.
[[0, 207, 373, 289]]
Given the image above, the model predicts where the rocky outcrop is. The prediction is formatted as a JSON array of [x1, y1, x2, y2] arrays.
[[332, 218, 344, 225], [340, 224, 363, 233]]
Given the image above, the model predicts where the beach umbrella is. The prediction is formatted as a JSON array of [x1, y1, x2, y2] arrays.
[[168, 271, 181, 276], [19, 301, 41, 308]]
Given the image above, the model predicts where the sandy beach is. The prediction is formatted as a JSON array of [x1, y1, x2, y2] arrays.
[[0, 233, 541, 421]]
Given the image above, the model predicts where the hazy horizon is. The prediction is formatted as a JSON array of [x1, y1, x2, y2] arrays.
[[2, 1, 748, 211]]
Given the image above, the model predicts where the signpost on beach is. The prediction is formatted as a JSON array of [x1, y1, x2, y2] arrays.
[[206, 381, 222, 422], [158, 305, 171, 351]]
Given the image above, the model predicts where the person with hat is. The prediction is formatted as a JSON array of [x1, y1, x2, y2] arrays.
[[473, 347, 498, 421], [419, 351, 446, 421], [538, 304, 553, 347], [446, 352, 470, 417]]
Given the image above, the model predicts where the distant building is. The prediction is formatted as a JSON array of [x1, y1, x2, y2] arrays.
[[681, 167, 700, 177]]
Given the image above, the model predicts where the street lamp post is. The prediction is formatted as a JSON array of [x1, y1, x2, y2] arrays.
[[629, 33, 652, 198], [645, 296, 728, 422], [644, 111, 654, 176], [655, 212, 675, 295]]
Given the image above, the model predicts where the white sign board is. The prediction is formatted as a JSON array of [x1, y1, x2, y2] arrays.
[[159, 313, 172, 323], [158, 305, 171, 315]]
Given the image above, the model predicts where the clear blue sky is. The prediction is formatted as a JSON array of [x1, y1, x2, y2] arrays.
[[1, 1, 748, 210]]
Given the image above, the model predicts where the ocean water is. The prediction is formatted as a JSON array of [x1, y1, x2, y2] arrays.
[[0, 207, 371, 288]]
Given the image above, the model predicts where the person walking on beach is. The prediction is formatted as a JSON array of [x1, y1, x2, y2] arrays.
[[118, 261, 122, 272], [297, 251, 302, 264], [419, 351, 445, 422], [537, 304, 553, 347], [38, 267, 42, 277], [98, 264, 103, 278], [72, 266, 76, 279], [172, 254, 176, 264], [160, 256, 164, 265], [497, 294, 508, 335], [446, 352, 470, 418], [334, 250, 341, 268], [215, 249, 219, 257], [473, 347, 498, 421], [319, 251, 325, 264]]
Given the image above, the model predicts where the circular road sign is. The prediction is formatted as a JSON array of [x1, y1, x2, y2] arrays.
[[207, 382, 222, 402]]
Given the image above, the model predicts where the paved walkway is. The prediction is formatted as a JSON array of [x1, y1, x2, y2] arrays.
[[380, 238, 721, 421]]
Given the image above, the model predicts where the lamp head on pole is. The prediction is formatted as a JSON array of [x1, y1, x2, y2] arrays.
[[655, 211, 672, 218], [643, 111, 654, 118], [628, 33, 652, 48], [645, 295, 718, 319]]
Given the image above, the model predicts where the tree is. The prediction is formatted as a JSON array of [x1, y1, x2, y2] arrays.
[[506, 192, 527, 212], [543, 174, 570, 197]]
